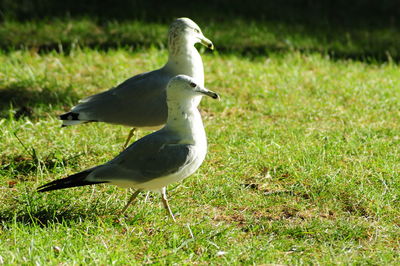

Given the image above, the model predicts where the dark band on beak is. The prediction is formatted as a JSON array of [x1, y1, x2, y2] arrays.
[[200, 37, 214, 50], [209, 92, 220, 99], [197, 87, 220, 100]]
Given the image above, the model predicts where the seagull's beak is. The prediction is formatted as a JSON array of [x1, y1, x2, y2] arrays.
[[199, 35, 214, 50], [196, 86, 220, 100]]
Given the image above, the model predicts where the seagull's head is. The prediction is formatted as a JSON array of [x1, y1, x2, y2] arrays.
[[168, 18, 214, 51], [167, 75, 219, 103]]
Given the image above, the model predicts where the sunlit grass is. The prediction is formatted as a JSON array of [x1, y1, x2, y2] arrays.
[[0, 48, 399, 264]]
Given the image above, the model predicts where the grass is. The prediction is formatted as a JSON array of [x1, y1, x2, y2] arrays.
[[1, 18, 400, 61], [0, 47, 400, 264]]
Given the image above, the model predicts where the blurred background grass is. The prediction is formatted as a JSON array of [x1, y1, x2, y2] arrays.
[[0, 0, 399, 61]]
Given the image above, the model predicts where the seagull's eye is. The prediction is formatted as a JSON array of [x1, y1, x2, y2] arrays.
[[194, 28, 200, 34], [190, 82, 197, 88]]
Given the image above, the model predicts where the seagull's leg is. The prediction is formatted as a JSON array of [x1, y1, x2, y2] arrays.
[[161, 187, 176, 222], [144, 191, 151, 203], [120, 189, 142, 214], [122, 128, 136, 150]]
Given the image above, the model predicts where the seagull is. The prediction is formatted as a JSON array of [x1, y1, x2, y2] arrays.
[[38, 75, 220, 221], [60, 18, 214, 148]]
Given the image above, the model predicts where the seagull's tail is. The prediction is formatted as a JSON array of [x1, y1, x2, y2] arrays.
[[59, 112, 97, 127], [37, 169, 107, 192]]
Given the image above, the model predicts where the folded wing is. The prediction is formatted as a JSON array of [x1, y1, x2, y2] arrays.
[[61, 69, 170, 127]]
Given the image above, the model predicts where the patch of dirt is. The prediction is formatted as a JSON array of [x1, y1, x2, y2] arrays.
[[241, 183, 290, 196], [340, 192, 371, 218], [210, 206, 246, 227], [253, 206, 336, 221]]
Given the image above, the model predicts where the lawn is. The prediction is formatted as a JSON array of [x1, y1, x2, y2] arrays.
[[1, 18, 400, 61], [0, 39, 399, 263]]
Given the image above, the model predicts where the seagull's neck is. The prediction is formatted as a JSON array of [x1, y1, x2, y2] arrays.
[[165, 41, 205, 86], [164, 96, 206, 145]]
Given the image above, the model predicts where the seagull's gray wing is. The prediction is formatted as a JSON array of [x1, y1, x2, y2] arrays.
[[70, 69, 171, 127], [88, 131, 197, 184]]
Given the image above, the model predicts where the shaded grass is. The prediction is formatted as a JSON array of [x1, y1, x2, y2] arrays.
[[0, 49, 399, 264], [1, 18, 399, 62]]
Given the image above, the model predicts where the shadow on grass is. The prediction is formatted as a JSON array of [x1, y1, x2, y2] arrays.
[[1, 152, 83, 177], [0, 83, 80, 119], [0, 206, 122, 228], [0, 205, 97, 226], [0, 191, 119, 227], [9, 40, 397, 64], [218, 45, 398, 63]]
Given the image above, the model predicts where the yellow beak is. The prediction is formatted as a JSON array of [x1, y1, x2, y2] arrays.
[[199, 35, 214, 50]]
